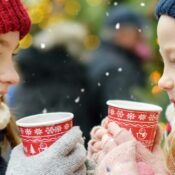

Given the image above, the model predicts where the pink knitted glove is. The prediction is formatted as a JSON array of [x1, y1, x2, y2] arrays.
[[95, 140, 139, 175], [87, 118, 134, 163], [95, 140, 168, 175], [109, 121, 167, 173], [88, 118, 170, 175]]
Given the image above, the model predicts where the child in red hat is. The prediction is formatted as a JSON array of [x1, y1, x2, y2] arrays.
[[0, 1, 86, 175], [0, 0, 31, 174]]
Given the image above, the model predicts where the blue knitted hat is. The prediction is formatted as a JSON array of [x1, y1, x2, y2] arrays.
[[155, 0, 175, 19]]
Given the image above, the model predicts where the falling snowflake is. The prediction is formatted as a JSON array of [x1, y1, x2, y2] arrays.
[[118, 67, 123, 72], [80, 88, 85, 93], [25, 128, 32, 135], [148, 114, 157, 121], [117, 110, 124, 118], [45, 127, 55, 134], [55, 126, 62, 133], [138, 114, 146, 121], [110, 109, 115, 115], [40, 43, 46, 49], [105, 72, 110, 76], [34, 128, 43, 135], [97, 82, 101, 87], [115, 23, 120, 29], [106, 12, 109, 16], [64, 123, 70, 130], [75, 96, 80, 103], [127, 113, 135, 120]]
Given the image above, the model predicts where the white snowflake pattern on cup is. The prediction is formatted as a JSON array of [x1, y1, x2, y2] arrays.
[[45, 127, 55, 134], [110, 109, 115, 115], [64, 123, 70, 130], [117, 110, 124, 118], [127, 113, 135, 120], [55, 126, 62, 133], [148, 114, 157, 121], [138, 114, 146, 121], [25, 128, 32, 135], [34, 128, 43, 135]]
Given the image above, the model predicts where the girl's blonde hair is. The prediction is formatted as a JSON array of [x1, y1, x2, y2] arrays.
[[0, 96, 21, 152], [164, 130, 175, 174]]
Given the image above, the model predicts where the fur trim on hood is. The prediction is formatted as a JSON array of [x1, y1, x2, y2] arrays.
[[33, 21, 87, 58]]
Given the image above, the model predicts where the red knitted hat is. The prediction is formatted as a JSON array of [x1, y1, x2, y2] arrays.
[[0, 0, 31, 39]]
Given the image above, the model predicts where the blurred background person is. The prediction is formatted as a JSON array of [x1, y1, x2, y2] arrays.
[[86, 5, 152, 124], [7, 21, 93, 144]]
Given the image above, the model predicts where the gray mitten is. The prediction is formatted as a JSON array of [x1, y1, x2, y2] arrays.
[[6, 127, 86, 175]]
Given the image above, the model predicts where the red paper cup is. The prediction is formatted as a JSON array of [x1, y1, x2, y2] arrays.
[[16, 112, 73, 156], [107, 100, 162, 151]]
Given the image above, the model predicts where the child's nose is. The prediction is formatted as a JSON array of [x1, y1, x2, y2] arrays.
[[158, 75, 174, 91]]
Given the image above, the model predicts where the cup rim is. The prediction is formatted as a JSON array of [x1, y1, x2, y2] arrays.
[[16, 112, 74, 127], [106, 100, 162, 112]]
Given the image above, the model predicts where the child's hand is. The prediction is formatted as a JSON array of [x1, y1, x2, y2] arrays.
[[88, 117, 169, 175], [87, 118, 134, 163]]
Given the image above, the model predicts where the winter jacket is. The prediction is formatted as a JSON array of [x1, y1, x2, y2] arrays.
[[9, 46, 93, 144]]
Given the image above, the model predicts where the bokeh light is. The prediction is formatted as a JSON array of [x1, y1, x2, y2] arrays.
[[86, 0, 103, 7], [64, 0, 81, 17], [19, 34, 33, 49], [150, 71, 161, 84], [84, 35, 100, 50], [152, 85, 162, 94]]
